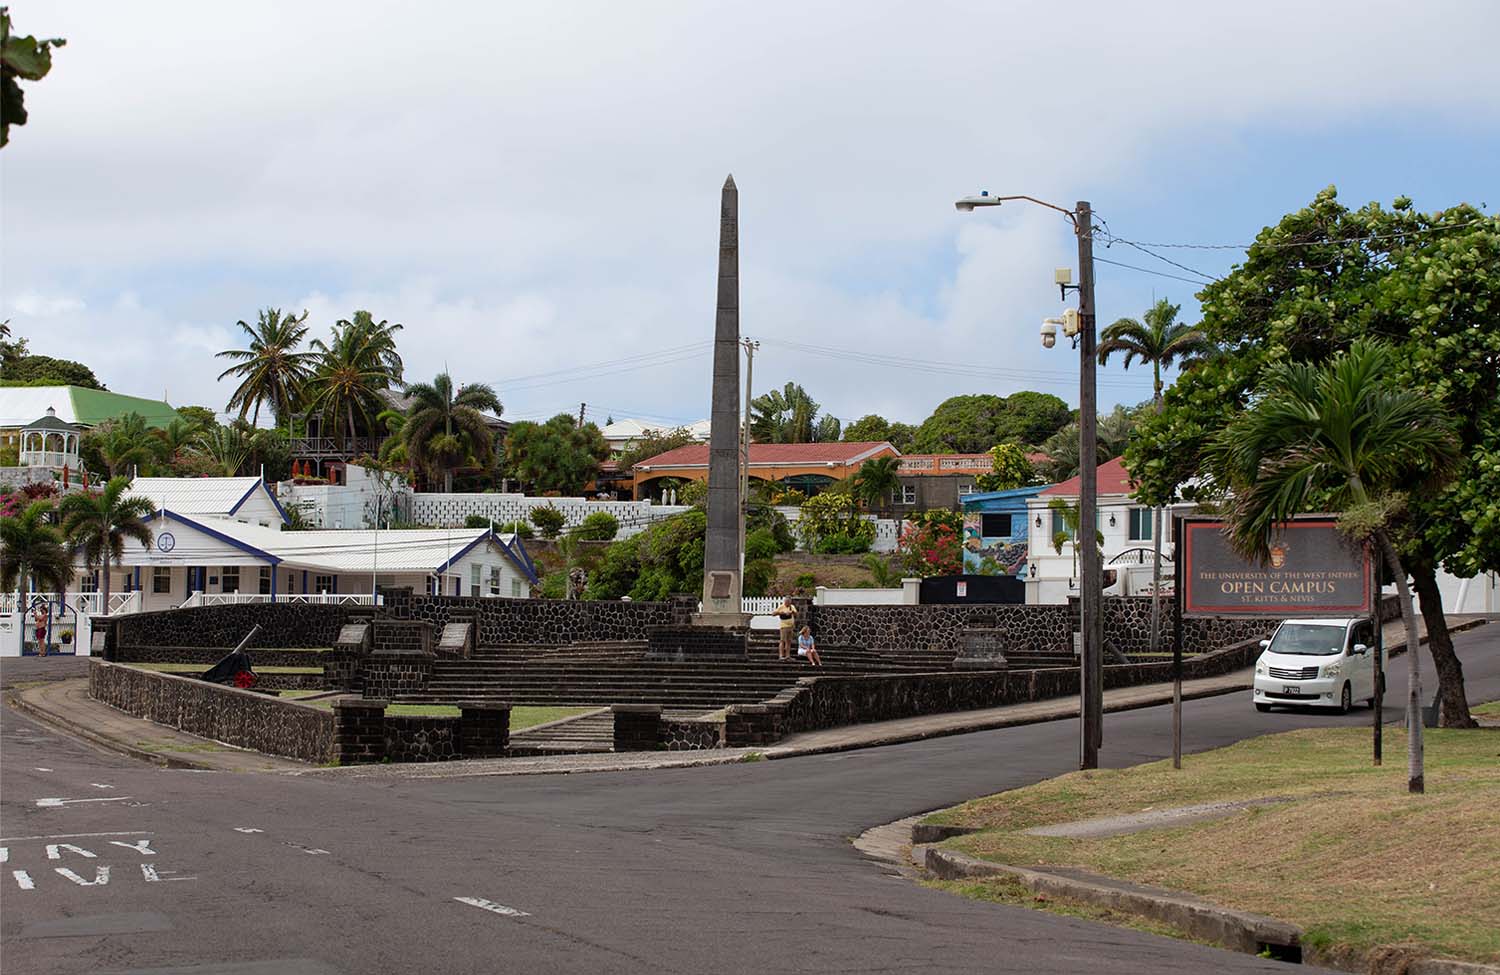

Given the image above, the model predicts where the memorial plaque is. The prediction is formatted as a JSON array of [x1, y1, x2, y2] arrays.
[[1180, 516, 1371, 618]]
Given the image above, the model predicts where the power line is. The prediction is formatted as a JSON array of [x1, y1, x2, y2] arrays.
[[1095, 216, 1494, 252], [1092, 255, 1216, 286]]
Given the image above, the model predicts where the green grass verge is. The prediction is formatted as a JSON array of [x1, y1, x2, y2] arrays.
[[296, 699, 591, 730], [1474, 699, 1500, 718], [932, 725, 1500, 965]]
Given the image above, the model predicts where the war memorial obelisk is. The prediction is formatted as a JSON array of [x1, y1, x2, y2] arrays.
[[695, 175, 748, 626]]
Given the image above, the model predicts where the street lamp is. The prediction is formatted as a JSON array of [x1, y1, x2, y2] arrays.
[[955, 188, 1104, 771]]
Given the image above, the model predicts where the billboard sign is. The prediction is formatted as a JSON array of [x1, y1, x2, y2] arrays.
[[1178, 516, 1371, 618]]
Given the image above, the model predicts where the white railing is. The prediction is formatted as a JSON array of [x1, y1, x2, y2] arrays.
[[740, 596, 784, 614], [0, 591, 142, 616], [179, 591, 380, 608]]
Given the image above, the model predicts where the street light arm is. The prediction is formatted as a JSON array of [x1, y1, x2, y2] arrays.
[[956, 193, 1079, 226]]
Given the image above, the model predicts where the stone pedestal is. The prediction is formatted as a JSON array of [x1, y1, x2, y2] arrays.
[[459, 702, 510, 757], [612, 704, 663, 752], [952, 627, 1009, 671], [333, 697, 388, 764], [646, 625, 748, 660]]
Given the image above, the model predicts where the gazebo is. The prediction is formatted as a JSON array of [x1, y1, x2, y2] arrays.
[[18, 407, 82, 469]]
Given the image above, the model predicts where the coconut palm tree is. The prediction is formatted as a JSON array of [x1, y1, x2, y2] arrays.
[[751, 383, 827, 443], [59, 477, 155, 618], [400, 372, 502, 493], [153, 417, 203, 467], [1098, 299, 1213, 654], [193, 425, 253, 477], [89, 412, 162, 477], [851, 455, 902, 514], [216, 309, 317, 427], [0, 500, 75, 601], [1207, 340, 1458, 794], [306, 312, 404, 443]]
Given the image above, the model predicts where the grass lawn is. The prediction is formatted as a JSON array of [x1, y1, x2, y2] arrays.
[[295, 698, 592, 730], [931, 725, 1500, 965], [1474, 699, 1500, 718]]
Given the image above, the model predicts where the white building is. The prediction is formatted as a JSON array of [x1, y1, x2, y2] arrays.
[[599, 417, 710, 458], [129, 475, 287, 528]]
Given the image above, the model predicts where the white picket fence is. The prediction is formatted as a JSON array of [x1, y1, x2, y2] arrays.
[[178, 592, 380, 609], [0, 591, 142, 616]]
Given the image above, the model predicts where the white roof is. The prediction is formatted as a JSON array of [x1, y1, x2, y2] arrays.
[[130, 477, 268, 516], [177, 517, 521, 575], [0, 387, 79, 427], [600, 417, 711, 442]]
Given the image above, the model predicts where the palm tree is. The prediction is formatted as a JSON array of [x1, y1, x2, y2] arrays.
[[751, 383, 828, 443], [307, 312, 404, 443], [1048, 497, 1104, 584], [374, 408, 409, 467], [154, 417, 203, 467], [89, 413, 162, 477], [1, 500, 75, 601], [1098, 299, 1212, 657], [216, 309, 317, 427], [851, 455, 902, 514], [1208, 341, 1457, 794], [59, 477, 155, 617], [193, 425, 253, 477], [401, 372, 503, 492]]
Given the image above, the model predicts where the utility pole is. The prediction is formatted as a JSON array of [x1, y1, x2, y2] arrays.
[[1075, 200, 1103, 771], [739, 337, 759, 571], [577, 402, 587, 429]]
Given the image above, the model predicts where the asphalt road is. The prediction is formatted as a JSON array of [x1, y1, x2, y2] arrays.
[[2, 626, 1496, 975]]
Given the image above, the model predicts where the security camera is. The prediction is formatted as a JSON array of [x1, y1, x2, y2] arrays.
[[1040, 319, 1059, 349]]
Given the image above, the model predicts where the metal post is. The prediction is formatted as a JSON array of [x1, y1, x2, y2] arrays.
[[1172, 515, 1184, 770], [740, 338, 758, 574], [1076, 201, 1102, 770], [1372, 553, 1383, 766]]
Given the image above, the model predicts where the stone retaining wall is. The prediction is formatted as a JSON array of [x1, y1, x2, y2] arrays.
[[810, 604, 1071, 654], [381, 589, 676, 646], [89, 659, 335, 763], [112, 645, 332, 668], [111, 603, 357, 650]]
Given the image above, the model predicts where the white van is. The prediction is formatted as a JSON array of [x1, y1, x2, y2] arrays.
[[1252, 617, 1383, 714]]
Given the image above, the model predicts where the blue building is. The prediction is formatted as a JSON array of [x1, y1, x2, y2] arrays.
[[960, 485, 1050, 576]]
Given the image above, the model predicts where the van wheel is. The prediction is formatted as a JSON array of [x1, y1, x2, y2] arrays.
[[1337, 683, 1352, 714], [1255, 703, 1272, 713]]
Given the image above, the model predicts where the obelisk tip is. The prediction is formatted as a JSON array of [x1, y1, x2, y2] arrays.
[[723, 174, 736, 190]]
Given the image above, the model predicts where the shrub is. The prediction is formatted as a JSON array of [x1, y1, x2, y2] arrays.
[[529, 505, 566, 539], [496, 520, 535, 538], [794, 572, 817, 591], [745, 527, 779, 563], [574, 510, 619, 541], [813, 533, 873, 555], [743, 558, 776, 597], [463, 514, 494, 529], [539, 570, 569, 599]]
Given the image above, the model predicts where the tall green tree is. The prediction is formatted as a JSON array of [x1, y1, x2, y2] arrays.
[[0, 8, 65, 149], [154, 417, 204, 467], [87, 413, 162, 477], [843, 414, 917, 451], [402, 372, 502, 493], [1037, 405, 1135, 482], [617, 426, 699, 470], [1098, 298, 1212, 654], [306, 312, 404, 441], [750, 383, 836, 442], [192, 425, 253, 477], [1129, 189, 1499, 727], [974, 443, 1036, 492], [59, 477, 155, 618], [216, 309, 317, 427], [913, 392, 1071, 453], [851, 455, 902, 512], [1207, 342, 1457, 793], [0, 499, 74, 598], [504, 414, 610, 495]]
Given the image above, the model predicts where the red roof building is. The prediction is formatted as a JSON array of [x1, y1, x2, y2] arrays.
[[631, 441, 898, 499], [1039, 456, 1135, 498]]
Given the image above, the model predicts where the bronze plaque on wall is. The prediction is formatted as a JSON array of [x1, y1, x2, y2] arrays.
[[1179, 516, 1371, 618]]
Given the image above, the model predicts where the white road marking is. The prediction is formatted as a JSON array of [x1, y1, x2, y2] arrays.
[[110, 839, 156, 855], [140, 863, 195, 883], [90, 783, 115, 790], [233, 827, 264, 834], [0, 831, 150, 842], [45, 844, 97, 860], [34, 767, 52, 772], [55, 866, 111, 886], [454, 896, 531, 918], [35, 796, 133, 808], [0, 847, 7, 863], [288, 844, 329, 855], [13, 870, 35, 890]]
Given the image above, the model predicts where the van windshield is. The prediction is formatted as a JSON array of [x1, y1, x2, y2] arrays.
[[1268, 624, 1345, 656]]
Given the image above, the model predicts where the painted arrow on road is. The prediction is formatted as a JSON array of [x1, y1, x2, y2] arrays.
[[34, 796, 134, 809]]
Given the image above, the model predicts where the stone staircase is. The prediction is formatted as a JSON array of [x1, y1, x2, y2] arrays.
[[507, 707, 711, 755]]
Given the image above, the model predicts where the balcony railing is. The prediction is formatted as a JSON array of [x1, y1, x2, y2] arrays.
[[178, 591, 381, 608], [288, 436, 387, 459], [0, 591, 142, 616]]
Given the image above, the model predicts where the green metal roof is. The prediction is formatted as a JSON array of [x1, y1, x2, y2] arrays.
[[67, 386, 182, 429]]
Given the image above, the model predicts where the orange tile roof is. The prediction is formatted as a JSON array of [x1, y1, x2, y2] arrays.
[[1039, 455, 1134, 498], [636, 441, 895, 469]]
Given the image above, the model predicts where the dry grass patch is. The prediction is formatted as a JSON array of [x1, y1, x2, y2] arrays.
[[937, 726, 1500, 964]]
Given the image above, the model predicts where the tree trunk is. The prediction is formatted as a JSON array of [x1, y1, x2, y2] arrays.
[[1411, 561, 1476, 728], [100, 556, 112, 618], [1375, 530, 1423, 794]]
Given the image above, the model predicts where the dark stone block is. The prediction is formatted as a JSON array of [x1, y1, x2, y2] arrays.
[[612, 704, 662, 752]]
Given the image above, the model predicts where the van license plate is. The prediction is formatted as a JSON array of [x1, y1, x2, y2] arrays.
[[1282, 686, 1301, 696]]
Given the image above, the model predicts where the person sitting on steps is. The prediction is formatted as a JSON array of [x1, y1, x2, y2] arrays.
[[797, 625, 822, 667]]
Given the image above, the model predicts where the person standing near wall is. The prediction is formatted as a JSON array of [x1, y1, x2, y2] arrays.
[[774, 596, 797, 660]]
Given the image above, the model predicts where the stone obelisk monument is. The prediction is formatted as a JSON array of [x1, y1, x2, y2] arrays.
[[696, 175, 748, 625]]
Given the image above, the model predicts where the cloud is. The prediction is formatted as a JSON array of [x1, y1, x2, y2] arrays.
[[6, 292, 86, 317], [2, 0, 1496, 424]]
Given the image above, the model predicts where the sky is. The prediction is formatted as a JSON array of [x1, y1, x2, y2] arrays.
[[3, 1, 1498, 432]]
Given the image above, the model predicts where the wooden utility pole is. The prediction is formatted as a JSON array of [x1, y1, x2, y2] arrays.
[[577, 403, 586, 428], [739, 337, 759, 569], [1373, 555, 1384, 765], [1076, 200, 1103, 770]]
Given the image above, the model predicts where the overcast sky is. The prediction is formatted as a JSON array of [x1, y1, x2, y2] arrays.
[[4, 1, 1497, 431]]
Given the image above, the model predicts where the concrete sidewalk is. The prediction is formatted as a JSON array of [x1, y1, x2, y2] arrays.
[[8, 615, 1485, 780]]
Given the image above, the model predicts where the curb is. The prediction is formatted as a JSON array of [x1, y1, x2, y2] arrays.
[[5, 687, 213, 771], [1408, 961, 1500, 975], [924, 847, 1303, 960]]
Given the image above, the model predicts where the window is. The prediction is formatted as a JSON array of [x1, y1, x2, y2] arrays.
[[221, 566, 240, 593], [470, 564, 482, 597], [80, 571, 99, 594], [1128, 507, 1153, 542], [259, 567, 272, 595], [1049, 509, 1076, 542], [489, 567, 501, 596], [957, 482, 976, 497], [511, 578, 524, 598], [152, 566, 172, 594], [314, 574, 334, 594], [898, 484, 917, 505], [980, 513, 1013, 539]]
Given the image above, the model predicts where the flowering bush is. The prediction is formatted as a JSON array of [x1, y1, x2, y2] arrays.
[[896, 510, 964, 577]]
